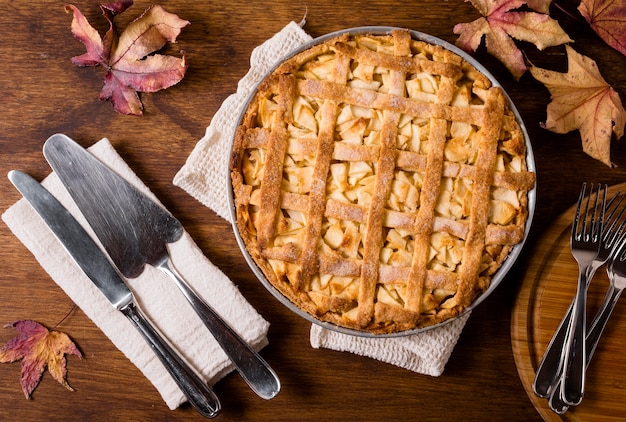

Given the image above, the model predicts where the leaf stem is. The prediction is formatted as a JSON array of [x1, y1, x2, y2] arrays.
[[552, 1, 585, 24], [53, 304, 78, 328]]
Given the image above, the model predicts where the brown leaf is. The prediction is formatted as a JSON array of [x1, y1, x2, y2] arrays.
[[66, 1, 189, 115], [530, 45, 626, 166], [454, 0, 572, 79], [0, 320, 82, 399], [526, 0, 553, 14], [579, 0, 626, 56]]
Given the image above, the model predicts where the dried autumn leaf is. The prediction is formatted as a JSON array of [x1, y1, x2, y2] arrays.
[[453, 0, 572, 79], [526, 0, 552, 14], [530, 45, 626, 166], [0, 320, 82, 399], [66, 1, 189, 115], [579, 0, 626, 56]]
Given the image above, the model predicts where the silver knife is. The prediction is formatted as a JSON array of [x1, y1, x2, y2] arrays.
[[42, 134, 280, 400], [8, 170, 221, 419]]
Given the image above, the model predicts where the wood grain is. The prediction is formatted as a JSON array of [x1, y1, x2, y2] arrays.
[[512, 183, 626, 422], [1, 0, 626, 420]]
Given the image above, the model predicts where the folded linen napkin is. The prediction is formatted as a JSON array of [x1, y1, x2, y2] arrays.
[[2, 139, 270, 409], [174, 21, 469, 377]]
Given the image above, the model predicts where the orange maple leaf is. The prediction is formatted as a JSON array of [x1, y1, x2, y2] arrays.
[[66, 1, 189, 115], [578, 0, 626, 56], [530, 45, 626, 167], [0, 320, 82, 399], [453, 0, 572, 79]]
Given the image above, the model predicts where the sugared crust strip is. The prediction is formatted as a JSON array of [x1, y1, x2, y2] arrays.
[[404, 118, 446, 313], [246, 189, 527, 245], [297, 79, 485, 127], [255, 75, 294, 250], [406, 119, 446, 313], [241, 130, 536, 191], [357, 30, 411, 328], [405, 71, 456, 313], [332, 39, 463, 80], [456, 88, 505, 307], [295, 55, 350, 291]]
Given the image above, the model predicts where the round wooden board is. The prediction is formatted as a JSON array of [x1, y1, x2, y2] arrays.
[[512, 183, 626, 421]]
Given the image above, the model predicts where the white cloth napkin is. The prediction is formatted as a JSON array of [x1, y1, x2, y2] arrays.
[[2, 139, 270, 410], [174, 21, 470, 377]]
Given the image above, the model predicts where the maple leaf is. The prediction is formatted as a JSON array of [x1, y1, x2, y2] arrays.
[[526, 0, 552, 14], [453, 0, 572, 79], [0, 320, 82, 399], [66, 1, 190, 115], [579, 0, 626, 56], [530, 45, 626, 167]]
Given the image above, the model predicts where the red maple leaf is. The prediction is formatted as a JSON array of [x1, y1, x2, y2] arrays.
[[579, 0, 626, 56], [66, 1, 189, 115], [453, 0, 572, 79], [0, 320, 82, 399]]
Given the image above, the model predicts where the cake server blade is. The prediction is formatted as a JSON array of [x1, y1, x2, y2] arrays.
[[8, 169, 220, 418], [42, 134, 280, 400]]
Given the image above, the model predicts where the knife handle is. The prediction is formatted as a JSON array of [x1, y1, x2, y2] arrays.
[[158, 259, 281, 400], [121, 302, 221, 418]]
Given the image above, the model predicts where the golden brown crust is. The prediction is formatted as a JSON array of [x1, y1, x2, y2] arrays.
[[230, 29, 535, 334]]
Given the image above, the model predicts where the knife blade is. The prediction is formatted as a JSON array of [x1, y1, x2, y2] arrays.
[[8, 170, 221, 419], [42, 133, 280, 400]]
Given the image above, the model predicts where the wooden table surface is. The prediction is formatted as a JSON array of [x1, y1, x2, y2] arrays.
[[1, 0, 625, 420]]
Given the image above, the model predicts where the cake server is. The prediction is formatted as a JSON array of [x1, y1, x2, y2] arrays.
[[8, 170, 221, 418], [42, 134, 280, 400]]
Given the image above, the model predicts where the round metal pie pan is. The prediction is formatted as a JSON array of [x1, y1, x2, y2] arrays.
[[227, 26, 537, 338]]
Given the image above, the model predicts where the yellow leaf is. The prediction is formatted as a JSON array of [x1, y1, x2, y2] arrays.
[[530, 45, 626, 167]]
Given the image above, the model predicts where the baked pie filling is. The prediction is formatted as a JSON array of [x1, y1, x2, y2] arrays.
[[230, 29, 535, 334]]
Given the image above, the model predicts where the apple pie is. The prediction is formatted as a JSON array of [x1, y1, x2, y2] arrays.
[[229, 29, 535, 334]]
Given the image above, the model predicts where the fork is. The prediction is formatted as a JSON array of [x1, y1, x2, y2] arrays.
[[533, 188, 622, 399], [586, 231, 626, 360], [548, 230, 626, 414], [534, 191, 624, 398], [559, 183, 607, 406]]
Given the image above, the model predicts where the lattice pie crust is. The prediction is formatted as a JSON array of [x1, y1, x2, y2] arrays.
[[230, 29, 535, 334]]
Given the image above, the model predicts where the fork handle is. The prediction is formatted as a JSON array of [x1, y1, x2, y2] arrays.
[[544, 284, 622, 414], [560, 272, 588, 406], [546, 296, 606, 414], [532, 265, 597, 398], [586, 285, 623, 363], [532, 299, 575, 398]]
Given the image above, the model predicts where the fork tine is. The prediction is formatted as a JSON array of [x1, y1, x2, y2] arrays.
[[587, 184, 606, 242], [605, 191, 623, 213], [607, 232, 626, 277], [572, 183, 587, 240], [604, 196, 626, 249], [594, 184, 607, 240], [613, 231, 626, 263], [603, 193, 625, 233]]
